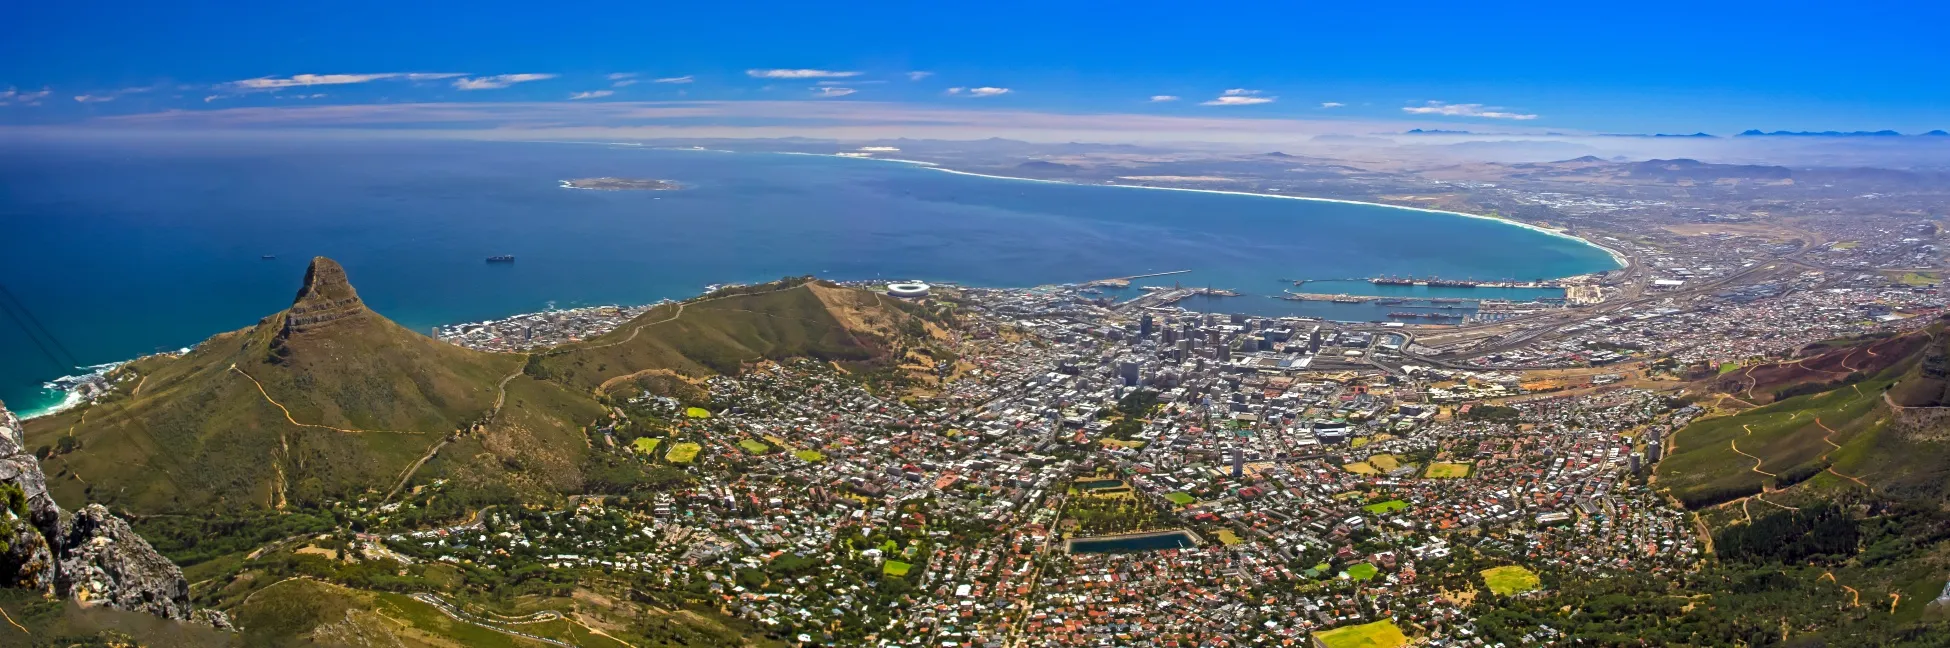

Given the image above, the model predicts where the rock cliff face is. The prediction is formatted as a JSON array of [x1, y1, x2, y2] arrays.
[[269, 257, 370, 364], [59, 504, 192, 619], [283, 256, 369, 334], [0, 402, 193, 620]]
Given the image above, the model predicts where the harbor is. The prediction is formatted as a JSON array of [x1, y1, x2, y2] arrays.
[[1291, 276, 1569, 290]]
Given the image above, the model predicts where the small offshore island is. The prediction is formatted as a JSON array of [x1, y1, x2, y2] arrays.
[[559, 177, 681, 191]]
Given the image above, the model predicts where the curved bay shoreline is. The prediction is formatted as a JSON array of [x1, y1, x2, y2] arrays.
[[784, 150, 1629, 271]]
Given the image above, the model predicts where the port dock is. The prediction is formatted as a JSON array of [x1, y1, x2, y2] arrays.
[[1087, 269, 1192, 288]]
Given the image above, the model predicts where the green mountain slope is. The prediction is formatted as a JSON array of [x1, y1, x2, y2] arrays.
[[22, 264, 918, 516], [1660, 324, 1949, 507], [24, 258, 547, 512], [532, 278, 918, 396]]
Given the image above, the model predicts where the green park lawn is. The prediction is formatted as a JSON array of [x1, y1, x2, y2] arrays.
[[1424, 462, 1471, 478], [1363, 499, 1409, 514], [1481, 565, 1542, 595], [665, 442, 703, 463], [1312, 619, 1408, 648]]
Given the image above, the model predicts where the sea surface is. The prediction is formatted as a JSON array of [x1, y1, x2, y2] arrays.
[[0, 139, 1617, 415]]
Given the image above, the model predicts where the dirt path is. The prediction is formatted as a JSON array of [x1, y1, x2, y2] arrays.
[[1730, 439, 1777, 478], [231, 364, 420, 435], [410, 592, 574, 648], [1814, 417, 1873, 490], [1839, 347, 1862, 372], [1820, 572, 1861, 607], [568, 283, 807, 355], [595, 367, 698, 395]]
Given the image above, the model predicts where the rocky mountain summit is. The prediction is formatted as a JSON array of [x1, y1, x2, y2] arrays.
[[0, 402, 195, 621], [269, 257, 371, 363]]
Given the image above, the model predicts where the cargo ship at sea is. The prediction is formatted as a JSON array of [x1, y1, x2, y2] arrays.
[[486, 255, 516, 263]]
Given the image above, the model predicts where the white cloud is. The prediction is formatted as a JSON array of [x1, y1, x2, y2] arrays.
[[453, 74, 558, 90], [962, 87, 1010, 97], [653, 75, 694, 84], [1202, 89, 1275, 106], [1402, 101, 1537, 120], [612, 80, 640, 88], [1320, 102, 1345, 108], [813, 87, 857, 98], [906, 71, 933, 81], [67, 85, 164, 104], [225, 72, 464, 92], [569, 90, 615, 100], [0, 87, 52, 106], [745, 69, 861, 79], [1149, 95, 1180, 102], [607, 73, 639, 81]]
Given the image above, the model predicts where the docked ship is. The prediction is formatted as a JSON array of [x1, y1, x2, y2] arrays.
[[1425, 278, 1479, 288], [1389, 311, 1458, 320], [486, 255, 516, 263], [1370, 276, 1416, 286]]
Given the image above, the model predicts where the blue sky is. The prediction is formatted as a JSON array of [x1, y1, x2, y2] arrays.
[[3, 0, 1946, 136]]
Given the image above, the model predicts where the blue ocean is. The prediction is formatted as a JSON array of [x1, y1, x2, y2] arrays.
[[0, 139, 1617, 415]]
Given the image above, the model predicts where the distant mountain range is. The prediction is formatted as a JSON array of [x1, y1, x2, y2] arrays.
[[1403, 128, 1946, 138], [1599, 132, 1719, 138]]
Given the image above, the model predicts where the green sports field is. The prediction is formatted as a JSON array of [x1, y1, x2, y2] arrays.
[[1481, 565, 1541, 595], [1362, 499, 1409, 514], [666, 442, 703, 463], [1313, 619, 1408, 648]]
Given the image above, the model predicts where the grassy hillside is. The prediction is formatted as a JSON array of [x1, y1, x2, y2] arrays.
[[212, 576, 772, 647], [1660, 323, 1950, 508], [21, 268, 920, 517], [1706, 328, 1928, 404], [22, 258, 544, 513], [533, 278, 917, 396]]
